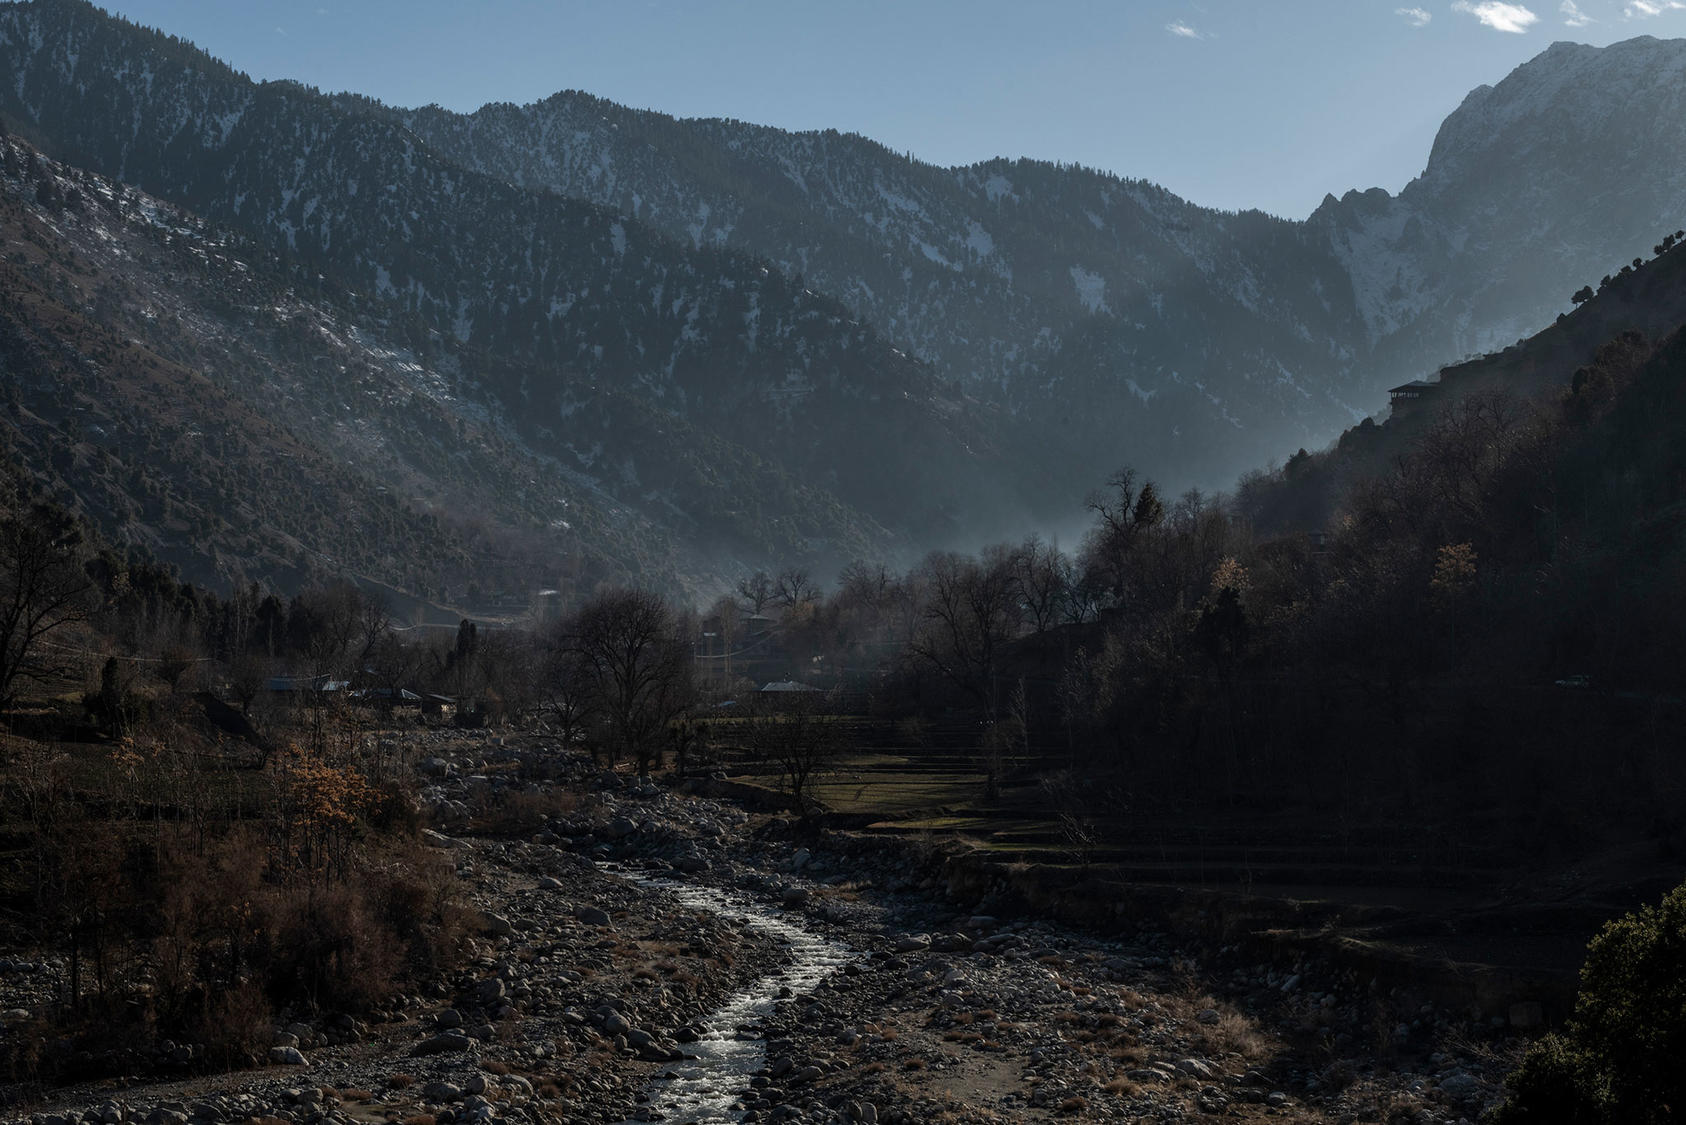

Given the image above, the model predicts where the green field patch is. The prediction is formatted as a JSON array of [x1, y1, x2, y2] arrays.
[[807, 773, 984, 815], [865, 815, 986, 832]]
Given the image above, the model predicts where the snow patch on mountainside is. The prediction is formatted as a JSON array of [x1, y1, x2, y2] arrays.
[[1323, 197, 1442, 342], [1070, 266, 1107, 314]]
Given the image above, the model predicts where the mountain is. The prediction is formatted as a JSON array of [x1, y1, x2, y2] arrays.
[[380, 36, 1686, 491], [379, 94, 1371, 494], [1236, 225, 1686, 539], [1312, 36, 1686, 373], [0, 132, 916, 607], [1, 0, 1684, 604], [0, 0, 1017, 569]]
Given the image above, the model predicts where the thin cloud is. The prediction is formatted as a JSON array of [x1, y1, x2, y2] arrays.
[[1561, 0, 1595, 23], [1626, 0, 1685, 16], [1397, 6, 1434, 25], [1165, 20, 1205, 39], [1451, 1, 1540, 32]]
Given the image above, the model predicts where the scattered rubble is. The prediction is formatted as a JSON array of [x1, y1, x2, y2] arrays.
[[1, 731, 1527, 1123]]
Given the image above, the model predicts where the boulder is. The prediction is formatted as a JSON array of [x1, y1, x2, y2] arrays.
[[411, 1032, 474, 1056], [421, 1082, 463, 1104], [1439, 1072, 1480, 1100], [467, 979, 506, 1006]]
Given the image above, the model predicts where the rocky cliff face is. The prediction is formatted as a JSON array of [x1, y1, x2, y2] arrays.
[[1312, 36, 1686, 368]]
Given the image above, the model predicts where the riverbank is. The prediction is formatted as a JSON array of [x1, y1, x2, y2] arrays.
[[2, 731, 1531, 1123]]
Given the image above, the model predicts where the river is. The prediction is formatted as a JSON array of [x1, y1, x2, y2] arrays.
[[612, 871, 856, 1123]]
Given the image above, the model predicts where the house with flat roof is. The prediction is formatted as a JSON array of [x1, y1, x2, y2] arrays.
[[1388, 379, 1441, 411]]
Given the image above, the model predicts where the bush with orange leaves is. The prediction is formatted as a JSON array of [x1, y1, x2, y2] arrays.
[[272, 742, 376, 884]]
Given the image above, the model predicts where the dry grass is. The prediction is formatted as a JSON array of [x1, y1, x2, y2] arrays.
[[859, 1061, 887, 1076], [1051, 975, 1091, 996], [386, 1074, 415, 1089], [1103, 1076, 1141, 1097], [903, 1057, 927, 1071], [467, 787, 578, 835], [480, 1060, 511, 1076], [1058, 1096, 1089, 1113], [1200, 1010, 1271, 1061]]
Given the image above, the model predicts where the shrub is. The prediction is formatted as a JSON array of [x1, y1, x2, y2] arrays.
[[266, 882, 403, 1011], [1496, 878, 1686, 1123]]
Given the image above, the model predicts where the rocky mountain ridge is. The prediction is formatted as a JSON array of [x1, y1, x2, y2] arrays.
[[385, 33, 1686, 489], [1312, 35, 1686, 372], [0, 131, 905, 605], [2, 0, 1684, 601], [0, 0, 1014, 560]]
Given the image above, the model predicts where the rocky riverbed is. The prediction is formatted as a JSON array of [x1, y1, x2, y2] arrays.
[[2, 732, 1529, 1124]]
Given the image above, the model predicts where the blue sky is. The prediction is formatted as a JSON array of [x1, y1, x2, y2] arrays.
[[94, 0, 1686, 218]]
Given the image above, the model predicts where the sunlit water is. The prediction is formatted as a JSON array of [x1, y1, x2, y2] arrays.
[[606, 870, 856, 1123]]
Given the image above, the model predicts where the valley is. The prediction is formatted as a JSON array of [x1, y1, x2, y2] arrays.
[[2, 2, 1686, 1121]]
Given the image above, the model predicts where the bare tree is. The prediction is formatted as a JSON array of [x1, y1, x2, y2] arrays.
[[228, 650, 272, 715], [350, 590, 391, 677], [1013, 535, 1073, 634], [910, 546, 1024, 717], [365, 630, 423, 695], [567, 588, 693, 774], [0, 503, 95, 709], [1079, 467, 1164, 612], [774, 567, 821, 609], [751, 695, 839, 813], [288, 582, 366, 680], [737, 571, 776, 616], [540, 628, 595, 750]]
